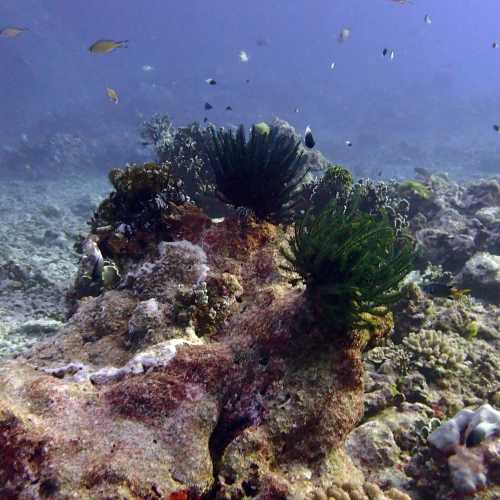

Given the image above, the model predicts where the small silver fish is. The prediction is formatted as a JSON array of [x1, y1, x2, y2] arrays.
[[493, 124, 500, 133], [330, 62, 336, 70], [383, 48, 395, 60], [338, 28, 351, 43], [205, 78, 217, 85], [239, 50, 249, 62], [345, 140, 352, 147], [493, 42, 498, 49], [424, 15, 432, 24], [142, 65, 154, 72]]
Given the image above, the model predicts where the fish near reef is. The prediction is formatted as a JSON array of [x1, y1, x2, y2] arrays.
[[89, 39, 128, 54], [76, 236, 104, 290], [304, 126, 315, 148], [422, 282, 470, 300]]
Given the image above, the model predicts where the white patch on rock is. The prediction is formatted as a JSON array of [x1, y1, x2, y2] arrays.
[[41, 338, 203, 386]]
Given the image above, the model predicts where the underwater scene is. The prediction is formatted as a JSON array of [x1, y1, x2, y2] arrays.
[[0, 0, 499, 498]]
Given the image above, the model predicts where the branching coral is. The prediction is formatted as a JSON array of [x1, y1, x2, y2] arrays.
[[351, 179, 410, 234], [143, 116, 223, 214], [402, 329, 469, 380], [205, 124, 308, 222], [281, 195, 414, 334]]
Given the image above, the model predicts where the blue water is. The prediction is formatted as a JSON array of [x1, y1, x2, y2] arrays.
[[2, 0, 500, 179]]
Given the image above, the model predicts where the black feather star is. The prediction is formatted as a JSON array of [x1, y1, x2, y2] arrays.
[[205, 124, 309, 222]]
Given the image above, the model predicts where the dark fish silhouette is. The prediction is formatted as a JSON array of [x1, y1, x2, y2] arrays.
[[304, 126, 315, 148], [422, 282, 470, 299]]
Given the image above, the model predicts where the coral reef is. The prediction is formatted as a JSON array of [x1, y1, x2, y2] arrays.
[[91, 161, 187, 235], [304, 164, 354, 214], [2, 113, 499, 499], [411, 175, 500, 272], [0, 199, 388, 498], [458, 251, 500, 302]]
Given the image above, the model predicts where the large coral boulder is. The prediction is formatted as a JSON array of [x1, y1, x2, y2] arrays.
[[0, 209, 383, 498]]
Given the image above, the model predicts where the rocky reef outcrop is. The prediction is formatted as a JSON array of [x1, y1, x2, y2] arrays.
[[1, 125, 499, 499], [0, 202, 392, 499]]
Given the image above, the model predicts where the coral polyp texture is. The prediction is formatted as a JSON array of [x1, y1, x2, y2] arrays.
[[282, 195, 414, 335], [205, 123, 308, 222]]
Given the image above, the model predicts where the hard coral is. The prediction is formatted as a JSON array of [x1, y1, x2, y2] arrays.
[[90, 162, 189, 260], [282, 195, 414, 335], [205, 124, 308, 222], [91, 161, 187, 235], [308, 164, 354, 214], [142, 115, 225, 216], [402, 329, 469, 381]]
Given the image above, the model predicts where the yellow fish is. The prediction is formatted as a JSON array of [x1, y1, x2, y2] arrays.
[[0, 27, 27, 38], [449, 287, 471, 300], [106, 87, 119, 104], [89, 39, 128, 54]]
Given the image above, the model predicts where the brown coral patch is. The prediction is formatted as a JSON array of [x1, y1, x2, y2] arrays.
[[336, 348, 364, 390], [99, 228, 160, 260], [202, 216, 279, 263], [105, 374, 189, 422], [162, 204, 212, 244], [105, 344, 233, 424], [0, 410, 51, 498]]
